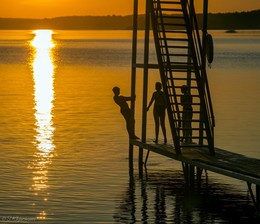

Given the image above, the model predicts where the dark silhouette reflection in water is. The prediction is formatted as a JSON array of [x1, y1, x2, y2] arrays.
[[114, 170, 259, 223]]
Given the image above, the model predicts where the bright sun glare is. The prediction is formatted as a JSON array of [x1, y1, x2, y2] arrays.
[[31, 29, 55, 153], [30, 29, 56, 220]]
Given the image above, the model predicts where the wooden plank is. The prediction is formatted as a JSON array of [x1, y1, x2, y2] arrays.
[[130, 139, 260, 185]]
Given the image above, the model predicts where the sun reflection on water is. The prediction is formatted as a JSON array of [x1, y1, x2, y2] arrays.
[[30, 29, 56, 220]]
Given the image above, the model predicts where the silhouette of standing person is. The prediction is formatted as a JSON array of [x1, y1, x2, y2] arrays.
[[147, 82, 167, 144], [180, 85, 193, 143], [112, 86, 138, 139]]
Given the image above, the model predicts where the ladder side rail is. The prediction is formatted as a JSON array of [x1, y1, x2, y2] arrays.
[[187, 0, 215, 131], [181, 0, 215, 154], [183, 0, 214, 130], [150, 0, 181, 152], [181, 0, 208, 137], [185, 0, 206, 146]]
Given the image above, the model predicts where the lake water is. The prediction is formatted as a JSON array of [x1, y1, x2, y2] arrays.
[[0, 29, 260, 223]]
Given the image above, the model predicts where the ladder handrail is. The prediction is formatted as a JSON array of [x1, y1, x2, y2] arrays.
[[182, 0, 215, 139]]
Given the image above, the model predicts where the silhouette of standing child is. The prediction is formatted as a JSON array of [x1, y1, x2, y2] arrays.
[[180, 85, 193, 143], [112, 86, 138, 139], [147, 82, 167, 144]]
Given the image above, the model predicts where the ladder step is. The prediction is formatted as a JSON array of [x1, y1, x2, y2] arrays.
[[175, 119, 204, 123], [161, 45, 189, 49], [174, 94, 200, 97], [161, 30, 188, 34], [176, 110, 201, 114], [176, 102, 201, 106], [176, 119, 205, 122], [159, 37, 188, 41], [172, 110, 202, 114], [160, 8, 183, 12], [165, 69, 195, 72], [161, 15, 184, 19], [169, 69, 196, 72], [172, 102, 201, 106], [164, 61, 193, 66], [158, 23, 186, 27], [180, 136, 208, 139], [169, 85, 198, 89], [162, 53, 192, 57], [178, 127, 206, 130], [153, 1, 181, 4], [168, 77, 197, 81], [163, 63, 195, 70]]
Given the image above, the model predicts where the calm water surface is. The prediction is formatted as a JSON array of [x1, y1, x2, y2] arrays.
[[0, 30, 260, 223]]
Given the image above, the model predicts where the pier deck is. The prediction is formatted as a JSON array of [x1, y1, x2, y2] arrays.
[[131, 139, 260, 186]]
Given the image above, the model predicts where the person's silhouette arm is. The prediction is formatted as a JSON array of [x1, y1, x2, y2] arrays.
[[123, 95, 136, 102], [147, 93, 155, 111]]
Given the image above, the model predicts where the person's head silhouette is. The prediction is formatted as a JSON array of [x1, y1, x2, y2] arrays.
[[181, 85, 188, 94], [112, 86, 120, 96], [155, 82, 162, 91]]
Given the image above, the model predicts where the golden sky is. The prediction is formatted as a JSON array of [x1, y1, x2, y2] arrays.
[[1, 0, 260, 18]]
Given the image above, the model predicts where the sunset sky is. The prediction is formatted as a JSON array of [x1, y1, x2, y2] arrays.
[[1, 0, 260, 18]]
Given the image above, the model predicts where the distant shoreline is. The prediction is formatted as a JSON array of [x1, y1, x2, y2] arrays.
[[0, 10, 259, 30]]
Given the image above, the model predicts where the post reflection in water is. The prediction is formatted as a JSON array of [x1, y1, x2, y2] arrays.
[[114, 169, 257, 223], [30, 30, 56, 220]]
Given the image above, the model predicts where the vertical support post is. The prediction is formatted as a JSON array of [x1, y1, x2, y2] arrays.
[[187, 1, 192, 93], [187, 2, 192, 144], [199, 0, 208, 146], [182, 163, 196, 191], [202, 0, 208, 88], [202, 0, 209, 53], [129, 0, 139, 171], [256, 185, 260, 213], [182, 162, 188, 184], [128, 161, 136, 222], [196, 167, 203, 188], [139, 0, 151, 174], [189, 165, 195, 190]]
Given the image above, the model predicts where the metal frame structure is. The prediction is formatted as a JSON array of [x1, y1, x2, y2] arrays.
[[128, 0, 260, 214]]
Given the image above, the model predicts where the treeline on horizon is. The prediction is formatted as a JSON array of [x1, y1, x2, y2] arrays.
[[0, 9, 259, 30]]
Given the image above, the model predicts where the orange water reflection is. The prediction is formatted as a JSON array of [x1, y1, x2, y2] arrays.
[[30, 30, 56, 220]]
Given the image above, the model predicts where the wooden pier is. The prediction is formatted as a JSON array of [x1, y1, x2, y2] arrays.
[[130, 139, 260, 211], [131, 139, 260, 185]]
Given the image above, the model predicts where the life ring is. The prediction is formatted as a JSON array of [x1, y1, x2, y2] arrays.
[[206, 33, 214, 64]]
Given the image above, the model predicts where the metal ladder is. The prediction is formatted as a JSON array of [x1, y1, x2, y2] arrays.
[[150, 0, 215, 155]]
